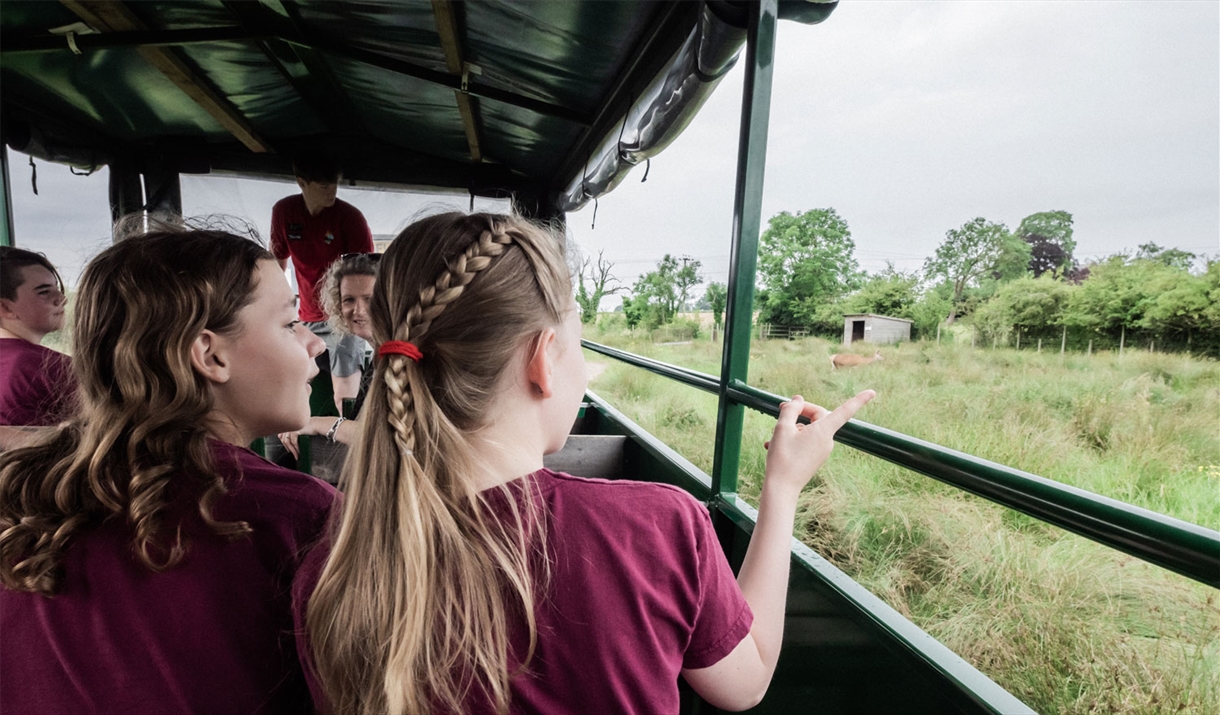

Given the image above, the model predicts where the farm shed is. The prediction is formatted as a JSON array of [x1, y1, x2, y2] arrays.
[[842, 314, 912, 345]]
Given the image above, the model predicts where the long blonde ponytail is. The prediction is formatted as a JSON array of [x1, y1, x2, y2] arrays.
[[306, 213, 571, 715]]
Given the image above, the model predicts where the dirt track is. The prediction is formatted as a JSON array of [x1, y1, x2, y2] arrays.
[[586, 361, 609, 382]]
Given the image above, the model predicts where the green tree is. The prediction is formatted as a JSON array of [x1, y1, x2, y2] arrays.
[[842, 264, 920, 319], [632, 256, 675, 325], [756, 208, 863, 327], [621, 294, 646, 329], [1017, 210, 1076, 278], [674, 256, 703, 313], [632, 254, 700, 326], [1137, 259, 1215, 342], [1062, 255, 1177, 337], [1204, 260, 1220, 331], [910, 285, 954, 340], [1136, 242, 1198, 271], [574, 249, 621, 324], [992, 233, 1034, 282], [924, 217, 1023, 323], [704, 282, 727, 330], [973, 275, 1074, 343], [1058, 253, 1220, 352]]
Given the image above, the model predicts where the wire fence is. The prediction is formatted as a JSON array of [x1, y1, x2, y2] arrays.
[[755, 323, 1218, 357]]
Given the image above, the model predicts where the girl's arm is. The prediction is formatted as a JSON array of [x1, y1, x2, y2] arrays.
[[331, 372, 362, 414], [682, 391, 875, 711], [278, 416, 361, 459]]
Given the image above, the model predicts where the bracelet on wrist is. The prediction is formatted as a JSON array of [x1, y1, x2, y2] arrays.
[[325, 416, 346, 443]]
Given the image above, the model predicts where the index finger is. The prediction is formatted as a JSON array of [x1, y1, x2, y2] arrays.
[[817, 390, 876, 433], [776, 396, 806, 427]]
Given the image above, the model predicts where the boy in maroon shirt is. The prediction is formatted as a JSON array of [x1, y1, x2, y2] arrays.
[[0, 247, 76, 432]]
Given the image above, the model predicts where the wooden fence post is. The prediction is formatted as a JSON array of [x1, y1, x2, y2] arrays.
[[1038, 338, 1042, 353], [1119, 325, 1125, 356], [1088, 339, 1093, 356], [1061, 325, 1067, 354]]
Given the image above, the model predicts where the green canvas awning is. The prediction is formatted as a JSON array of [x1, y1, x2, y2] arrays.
[[1, 0, 836, 213]]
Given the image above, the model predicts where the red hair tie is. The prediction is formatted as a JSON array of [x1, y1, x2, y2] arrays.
[[378, 340, 422, 363]]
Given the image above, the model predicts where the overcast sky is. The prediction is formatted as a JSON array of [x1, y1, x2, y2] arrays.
[[7, 1, 1218, 298]]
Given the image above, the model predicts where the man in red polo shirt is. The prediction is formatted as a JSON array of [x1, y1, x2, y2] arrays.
[[270, 152, 373, 411]]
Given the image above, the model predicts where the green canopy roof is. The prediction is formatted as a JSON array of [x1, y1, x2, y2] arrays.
[[1, 1, 836, 211]]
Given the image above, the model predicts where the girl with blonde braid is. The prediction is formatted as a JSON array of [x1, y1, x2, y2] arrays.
[[295, 212, 874, 714]]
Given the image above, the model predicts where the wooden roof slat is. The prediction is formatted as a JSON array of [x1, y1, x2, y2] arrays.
[[432, 0, 482, 163], [0, 26, 255, 54], [59, 0, 273, 154]]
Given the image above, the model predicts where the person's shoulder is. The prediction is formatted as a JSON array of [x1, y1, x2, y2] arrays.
[[1, 337, 32, 358], [1, 339, 63, 366], [213, 441, 338, 517], [1, 337, 42, 354], [271, 194, 304, 214], [272, 193, 301, 208], [540, 469, 706, 518]]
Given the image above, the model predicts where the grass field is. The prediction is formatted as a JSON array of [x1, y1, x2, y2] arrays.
[[585, 328, 1219, 715]]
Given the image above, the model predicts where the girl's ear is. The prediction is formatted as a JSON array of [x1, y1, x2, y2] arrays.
[[526, 328, 557, 398], [189, 329, 231, 384]]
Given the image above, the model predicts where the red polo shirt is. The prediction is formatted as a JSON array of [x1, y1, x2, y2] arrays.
[[270, 195, 373, 321]]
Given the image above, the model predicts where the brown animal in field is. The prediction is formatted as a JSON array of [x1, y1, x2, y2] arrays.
[[830, 350, 884, 370]]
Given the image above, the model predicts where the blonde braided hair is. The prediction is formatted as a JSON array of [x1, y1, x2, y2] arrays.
[[306, 213, 572, 715], [382, 229, 515, 458]]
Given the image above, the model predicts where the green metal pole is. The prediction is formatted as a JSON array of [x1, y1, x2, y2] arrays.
[[1, 147, 15, 246], [711, 0, 777, 497]]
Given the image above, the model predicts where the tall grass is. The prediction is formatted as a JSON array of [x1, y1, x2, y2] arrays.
[[586, 332, 1220, 714]]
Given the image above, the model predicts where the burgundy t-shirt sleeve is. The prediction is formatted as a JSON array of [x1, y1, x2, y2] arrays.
[[0, 344, 77, 426], [292, 539, 331, 712], [270, 200, 289, 260], [681, 498, 753, 669]]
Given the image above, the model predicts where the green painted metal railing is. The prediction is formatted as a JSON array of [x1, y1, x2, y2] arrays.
[[584, 387, 1037, 713], [712, 0, 777, 498], [1, 147, 15, 247], [582, 339, 1220, 589]]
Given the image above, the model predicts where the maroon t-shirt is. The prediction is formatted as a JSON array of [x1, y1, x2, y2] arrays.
[[0, 337, 76, 425], [269, 195, 373, 322], [1, 441, 339, 715], [293, 469, 752, 715]]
